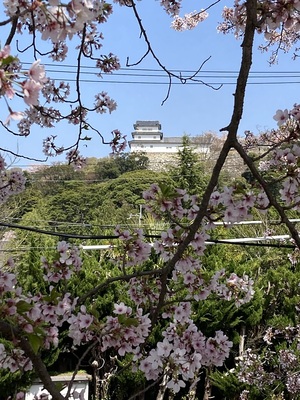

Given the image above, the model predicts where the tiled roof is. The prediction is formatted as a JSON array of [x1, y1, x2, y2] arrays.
[[134, 120, 161, 129]]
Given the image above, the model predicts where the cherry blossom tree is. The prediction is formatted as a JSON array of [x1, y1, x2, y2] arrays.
[[2, 0, 300, 399]]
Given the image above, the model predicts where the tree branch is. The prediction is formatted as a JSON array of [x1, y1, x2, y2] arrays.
[[151, 0, 258, 326], [0, 321, 65, 400], [234, 139, 300, 249]]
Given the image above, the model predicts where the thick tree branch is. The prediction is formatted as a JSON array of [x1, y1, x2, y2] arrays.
[[234, 139, 300, 248], [151, 0, 257, 326], [221, 0, 257, 134], [0, 321, 65, 400]]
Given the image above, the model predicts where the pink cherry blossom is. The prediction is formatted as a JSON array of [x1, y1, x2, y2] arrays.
[[28, 60, 47, 84], [4, 110, 24, 126], [273, 109, 289, 126], [22, 80, 42, 107], [0, 45, 11, 60], [113, 302, 131, 315]]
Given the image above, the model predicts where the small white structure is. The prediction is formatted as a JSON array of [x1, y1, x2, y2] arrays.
[[128, 120, 212, 154], [25, 374, 91, 400]]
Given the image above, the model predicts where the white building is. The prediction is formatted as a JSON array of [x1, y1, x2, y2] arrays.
[[128, 121, 212, 154], [25, 374, 91, 400]]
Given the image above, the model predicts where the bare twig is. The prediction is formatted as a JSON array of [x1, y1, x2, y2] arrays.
[[78, 268, 164, 304], [65, 341, 97, 400], [126, 1, 221, 105], [0, 144, 47, 162]]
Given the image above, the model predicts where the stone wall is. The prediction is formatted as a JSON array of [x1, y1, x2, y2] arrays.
[[147, 152, 179, 172], [146, 149, 245, 179]]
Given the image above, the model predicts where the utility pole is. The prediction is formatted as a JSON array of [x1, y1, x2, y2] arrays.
[[127, 205, 143, 226]]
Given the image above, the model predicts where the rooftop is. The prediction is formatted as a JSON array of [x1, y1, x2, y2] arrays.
[[134, 120, 161, 129]]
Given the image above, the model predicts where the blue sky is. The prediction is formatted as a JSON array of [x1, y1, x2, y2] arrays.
[[1, 1, 300, 166]]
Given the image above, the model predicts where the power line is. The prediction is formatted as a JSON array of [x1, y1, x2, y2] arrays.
[[0, 221, 297, 249], [22, 62, 300, 75], [2, 218, 300, 229], [34, 75, 300, 85], [21, 62, 300, 86]]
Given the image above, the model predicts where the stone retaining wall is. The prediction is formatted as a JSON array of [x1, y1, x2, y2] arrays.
[[146, 149, 245, 178]]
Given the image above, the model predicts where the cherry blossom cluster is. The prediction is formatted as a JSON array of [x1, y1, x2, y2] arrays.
[[113, 225, 152, 267], [0, 344, 32, 373], [42, 134, 87, 167], [0, 155, 26, 204], [143, 185, 200, 222], [42, 80, 70, 104], [42, 241, 82, 283], [101, 302, 151, 356], [0, 287, 77, 367], [109, 130, 127, 154], [236, 325, 300, 396], [0, 0, 123, 163], [0, 262, 16, 295], [273, 104, 300, 127], [50, 42, 69, 62], [138, 303, 233, 393], [171, 261, 254, 308], [96, 53, 121, 75], [144, 183, 267, 229], [141, 184, 256, 306], [171, 10, 208, 31], [43, 135, 88, 167], [159, 0, 182, 17], [217, 0, 300, 59], [94, 92, 117, 114], [127, 277, 162, 307], [143, 186, 211, 263], [0, 46, 47, 120], [209, 270, 254, 308], [209, 186, 270, 222], [66, 149, 87, 169], [4, 0, 105, 43], [68, 305, 94, 346], [0, 243, 84, 372], [257, 141, 300, 208], [244, 123, 300, 154], [237, 348, 277, 389]]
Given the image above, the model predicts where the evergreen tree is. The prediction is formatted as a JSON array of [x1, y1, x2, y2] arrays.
[[171, 134, 208, 195]]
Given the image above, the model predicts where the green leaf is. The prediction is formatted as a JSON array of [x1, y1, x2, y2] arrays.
[[27, 333, 43, 354], [49, 288, 59, 303], [90, 305, 100, 319], [1, 55, 17, 66], [123, 317, 139, 327], [117, 314, 126, 324], [16, 300, 32, 314], [159, 182, 175, 198], [117, 314, 139, 327], [55, 382, 67, 392]]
